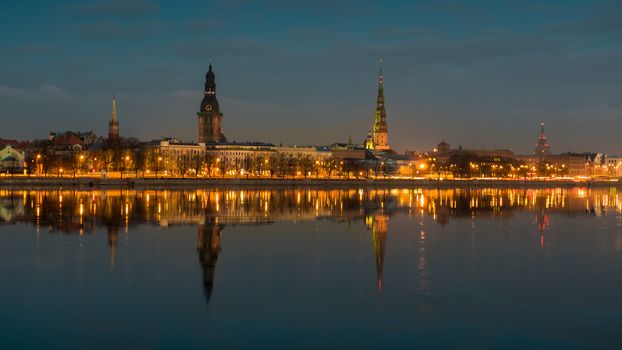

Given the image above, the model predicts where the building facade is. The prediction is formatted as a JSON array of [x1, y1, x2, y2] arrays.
[[0, 145, 25, 173], [198, 64, 226, 144], [605, 156, 622, 177], [146, 138, 206, 176]]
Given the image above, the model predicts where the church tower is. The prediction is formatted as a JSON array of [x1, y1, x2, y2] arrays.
[[198, 64, 226, 143], [108, 94, 120, 145], [372, 60, 389, 151], [533, 122, 551, 155]]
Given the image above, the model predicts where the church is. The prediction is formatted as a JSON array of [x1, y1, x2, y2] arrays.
[[365, 60, 390, 153], [198, 64, 227, 143]]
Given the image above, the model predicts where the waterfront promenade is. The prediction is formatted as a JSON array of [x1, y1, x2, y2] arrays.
[[0, 175, 619, 189]]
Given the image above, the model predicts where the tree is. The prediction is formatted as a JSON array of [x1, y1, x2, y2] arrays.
[[243, 156, 252, 179], [218, 157, 226, 177], [323, 158, 337, 179], [204, 152, 216, 177], [253, 155, 264, 177], [298, 155, 313, 178], [448, 151, 478, 178]]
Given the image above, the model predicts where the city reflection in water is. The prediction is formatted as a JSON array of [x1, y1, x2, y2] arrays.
[[1, 187, 620, 303]]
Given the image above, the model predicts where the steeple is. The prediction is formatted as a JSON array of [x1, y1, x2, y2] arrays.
[[108, 94, 120, 145], [205, 62, 216, 95], [111, 94, 117, 122], [534, 121, 551, 156], [371, 58, 389, 151], [376, 59, 385, 118]]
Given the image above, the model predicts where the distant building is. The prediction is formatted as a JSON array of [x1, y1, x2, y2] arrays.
[[518, 153, 588, 176], [533, 122, 551, 156], [108, 95, 120, 146], [205, 142, 276, 165], [605, 156, 622, 177], [48, 131, 87, 154], [436, 140, 450, 154], [277, 146, 330, 160], [48, 131, 97, 146], [368, 60, 390, 152], [0, 145, 25, 173], [145, 138, 206, 176], [198, 64, 226, 143]]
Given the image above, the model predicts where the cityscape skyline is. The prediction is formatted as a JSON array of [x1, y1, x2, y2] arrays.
[[1, 0, 621, 154]]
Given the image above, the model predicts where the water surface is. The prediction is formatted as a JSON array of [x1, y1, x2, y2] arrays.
[[1, 187, 622, 349]]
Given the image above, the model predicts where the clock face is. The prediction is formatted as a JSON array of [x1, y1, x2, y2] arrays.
[[205, 105, 213, 112]]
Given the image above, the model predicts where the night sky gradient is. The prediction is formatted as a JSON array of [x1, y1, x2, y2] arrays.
[[1, 0, 620, 153]]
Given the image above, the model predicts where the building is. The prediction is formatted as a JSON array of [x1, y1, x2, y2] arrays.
[[206, 142, 276, 162], [436, 140, 450, 154], [198, 64, 226, 143], [47, 131, 87, 155], [533, 122, 551, 156], [605, 156, 622, 177], [367, 60, 390, 152], [518, 153, 588, 177], [108, 95, 120, 146], [0, 145, 25, 173], [145, 138, 206, 176]]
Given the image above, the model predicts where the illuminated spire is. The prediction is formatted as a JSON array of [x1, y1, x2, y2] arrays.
[[377, 58, 384, 106], [534, 121, 551, 155], [111, 94, 117, 122], [108, 94, 120, 145], [372, 58, 389, 150]]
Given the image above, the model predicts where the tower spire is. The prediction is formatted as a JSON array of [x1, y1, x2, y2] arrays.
[[371, 59, 389, 151], [111, 94, 117, 122], [534, 121, 551, 155], [108, 94, 120, 146]]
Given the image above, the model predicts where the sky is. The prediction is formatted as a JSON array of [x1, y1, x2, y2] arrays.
[[0, 0, 620, 154]]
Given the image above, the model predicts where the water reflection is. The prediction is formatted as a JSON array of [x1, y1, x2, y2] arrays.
[[1, 187, 621, 304]]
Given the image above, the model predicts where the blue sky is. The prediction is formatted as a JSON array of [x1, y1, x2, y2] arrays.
[[1, 0, 620, 153]]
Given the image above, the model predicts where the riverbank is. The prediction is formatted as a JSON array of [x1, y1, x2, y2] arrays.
[[0, 176, 619, 189]]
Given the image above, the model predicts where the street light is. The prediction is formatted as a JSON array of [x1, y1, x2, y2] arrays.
[[78, 154, 85, 177], [122, 155, 130, 178], [36, 154, 41, 176], [156, 156, 162, 178]]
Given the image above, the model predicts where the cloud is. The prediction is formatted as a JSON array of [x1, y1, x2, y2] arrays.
[[0, 85, 21, 97], [414, 0, 491, 19], [0, 84, 71, 99], [211, 0, 376, 16], [4, 44, 54, 56], [75, 0, 159, 18], [379, 26, 430, 37], [183, 19, 227, 32], [542, 17, 622, 40], [78, 20, 164, 40]]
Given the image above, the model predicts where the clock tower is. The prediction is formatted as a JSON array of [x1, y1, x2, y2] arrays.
[[198, 64, 226, 143]]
